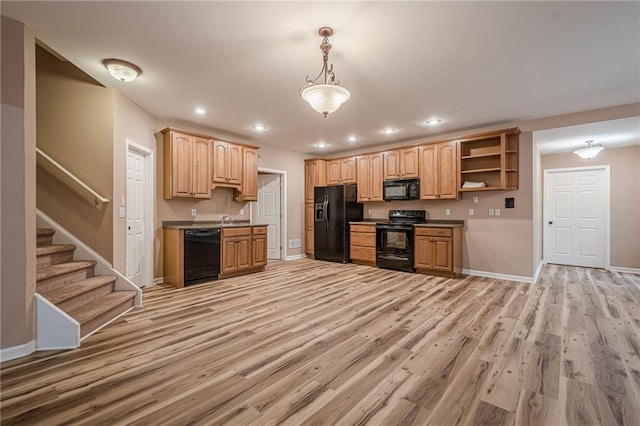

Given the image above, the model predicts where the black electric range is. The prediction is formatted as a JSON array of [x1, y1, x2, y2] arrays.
[[375, 210, 426, 272]]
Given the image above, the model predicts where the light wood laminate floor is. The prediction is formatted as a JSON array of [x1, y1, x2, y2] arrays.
[[2, 259, 640, 425]]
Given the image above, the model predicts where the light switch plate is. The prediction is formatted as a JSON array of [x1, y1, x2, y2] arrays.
[[445, 208, 450, 216], [191, 209, 197, 217], [119, 207, 126, 218], [240, 208, 244, 216], [495, 208, 501, 216], [472, 196, 479, 204], [489, 209, 494, 216], [469, 209, 474, 216]]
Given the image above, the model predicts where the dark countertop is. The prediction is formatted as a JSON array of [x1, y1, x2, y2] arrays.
[[163, 220, 267, 230], [350, 219, 464, 228]]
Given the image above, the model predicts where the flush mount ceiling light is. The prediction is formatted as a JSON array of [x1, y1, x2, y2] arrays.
[[300, 27, 350, 118], [574, 140, 604, 159], [103, 58, 142, 82]]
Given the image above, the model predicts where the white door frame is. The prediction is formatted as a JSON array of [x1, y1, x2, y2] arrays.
[[543, 165, 610, 269], [126, 139, 154, 287], [252, 167, 287, 260]]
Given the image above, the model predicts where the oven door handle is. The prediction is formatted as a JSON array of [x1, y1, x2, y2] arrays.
[[376, 225, 413, 231], [378, 254, 412, 261]]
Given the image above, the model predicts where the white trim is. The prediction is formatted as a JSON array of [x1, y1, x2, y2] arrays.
[[255, 167, 287, 260], [153, 277, 165, 285], [35, 294, 80, 350], [81, 305, 136, 341], [609, 266, 640, 275], [533, 260, 545, 283], [126, 139, 155, 288], [462, 268, 535, 284], [0, 340, 36, 362], [285, 254, 307, 261], [543, 165, 611, 269]]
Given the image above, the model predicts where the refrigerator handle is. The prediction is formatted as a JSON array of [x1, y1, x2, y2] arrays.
[[324, 194, 329, 225]]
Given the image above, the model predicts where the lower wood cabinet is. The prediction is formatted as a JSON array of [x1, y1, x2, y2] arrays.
[[414, 226, 462, 278], [252, 226, 267, 267], [349, 223, 376, 266]]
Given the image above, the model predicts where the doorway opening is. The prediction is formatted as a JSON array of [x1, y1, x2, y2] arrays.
[[543, 165, 610, 268], [252, 168, 286, 260], [126, 140, 154, 287]]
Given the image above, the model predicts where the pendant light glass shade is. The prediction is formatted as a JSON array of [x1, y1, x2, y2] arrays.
[[300, 84, 350, 117], [573, 140, 604, 159]]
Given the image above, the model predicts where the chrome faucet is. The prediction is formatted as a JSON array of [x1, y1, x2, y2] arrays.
[[221, 215, 231, 225]]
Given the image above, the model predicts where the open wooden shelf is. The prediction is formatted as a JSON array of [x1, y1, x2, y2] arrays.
[[460, 152, 501, 160], [461, 167, 501, 174]]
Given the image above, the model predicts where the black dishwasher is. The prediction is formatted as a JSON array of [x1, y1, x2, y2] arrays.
[[184, 228, 221, 285]]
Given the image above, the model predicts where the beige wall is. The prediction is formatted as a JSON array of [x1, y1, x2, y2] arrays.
[[35, 46, 114, 262], [541, 145, 640, 269], [1, 17, 36, 350]]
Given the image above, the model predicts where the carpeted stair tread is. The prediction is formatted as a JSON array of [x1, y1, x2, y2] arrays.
[[37, 228, 56, 246], [36, 244, 76, 257], [37, 228, 55, 237], [40, 275, 117, 305], [37, 260, 97, 282], [68, 291, 137, 325]]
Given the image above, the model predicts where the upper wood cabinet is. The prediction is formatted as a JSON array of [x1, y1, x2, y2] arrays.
[[327, 157, 357, 185], [356, 153, 383, 202], [305, 159, 327, 203], [383, 147, 419, 180], [235, 147, 258, 202], [458, 128, 520, 191], [213, 141, 242, 187], [419, 141, 458, 200], [162, 129, 211, 199]]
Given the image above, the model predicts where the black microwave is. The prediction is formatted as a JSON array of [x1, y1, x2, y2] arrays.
[[383, 179, 420, 201]]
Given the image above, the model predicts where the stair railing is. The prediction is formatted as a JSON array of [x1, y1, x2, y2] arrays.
[[36, 147, 110, 205]]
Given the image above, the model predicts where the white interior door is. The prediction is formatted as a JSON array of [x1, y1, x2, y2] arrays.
[[544, 167, 609, 268], [126, 148, 149, 287], [253, 173, 282, 259]]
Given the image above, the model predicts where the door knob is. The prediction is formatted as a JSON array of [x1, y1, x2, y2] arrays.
[[548, 221, 553, 225]]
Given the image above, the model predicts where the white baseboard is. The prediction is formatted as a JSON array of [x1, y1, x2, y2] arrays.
[[285, 254, 307, 261], [533, 260, 545, 283], [153, 277, 165, 285], [609, 266, 640, 275], [462, 268, 535, 284], [0, 340, 36, 363]]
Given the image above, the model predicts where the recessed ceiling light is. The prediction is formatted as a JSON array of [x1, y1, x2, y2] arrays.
[[425, 118, 442, 126], [348, 135, 358, 142], [252, 124, 267, 132], [195, 107, 206, 115], [314, 142, 329, 149], [381, 128, 397, 134]]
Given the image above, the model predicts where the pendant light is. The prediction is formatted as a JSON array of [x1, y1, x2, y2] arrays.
[[300, 27, 350, 117], [574, 140, 604, 159]]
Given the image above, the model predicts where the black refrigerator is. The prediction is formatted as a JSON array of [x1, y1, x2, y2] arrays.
[[314, 184, 363, 263]]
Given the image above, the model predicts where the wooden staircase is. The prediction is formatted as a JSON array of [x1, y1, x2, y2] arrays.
[[36, 228, 137, 338]]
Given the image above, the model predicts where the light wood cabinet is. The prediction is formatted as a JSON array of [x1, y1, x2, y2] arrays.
[[350, 223, 376, 265], [327, 157, 357, 185], [414, 226, 462, 278], [162, 129, 211, 199], [213, 140, 242, 187], [458, 128, 520, 191], [383, 147, 419, 180], [305, 159, 327, 255], [235, 147, 258, 201], [356, 153, 383, 202], [221, 227, 252, 274], [419, 141, 458, 200], [252, 226, 267, 268]]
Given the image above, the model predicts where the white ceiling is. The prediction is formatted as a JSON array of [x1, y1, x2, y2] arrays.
[[2, 1, 639, 155], [536, 116, 640, 155]]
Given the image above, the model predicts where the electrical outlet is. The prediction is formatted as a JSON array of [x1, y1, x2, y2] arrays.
[[495, 208, 501, 216], [445, 208, 450, 216], [368, 209, 372, 216], [191, 208, 197, 217], [489, 209, 494, 216], [472, 196, 479, 204], [240, 208, 244, 216], [469, 209, 474, 216]]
